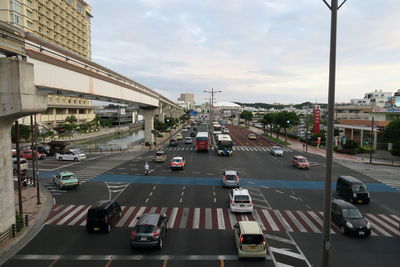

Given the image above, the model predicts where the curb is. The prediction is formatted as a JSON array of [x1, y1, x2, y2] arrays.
[[0, 185, 53, 266]]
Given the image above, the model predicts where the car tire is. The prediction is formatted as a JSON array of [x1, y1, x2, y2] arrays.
[[157, 238, 163, 250], [58, 157, 63, 161], [74, 157, 78, 162]]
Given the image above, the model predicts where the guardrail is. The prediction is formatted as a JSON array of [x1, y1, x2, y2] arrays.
[[0, 215, 29, 244]]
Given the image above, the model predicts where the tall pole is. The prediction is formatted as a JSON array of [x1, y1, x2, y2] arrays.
[[305, 106, 309, 152], [30, 115, 36, 187], [15, 121, 23, 217], [35, 115, 41, 204], [369, 116, 374, 164], [322, 1, 346, 266]]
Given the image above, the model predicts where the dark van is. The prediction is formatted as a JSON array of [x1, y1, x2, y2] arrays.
[[336, 176, 370, 204], [86, 200, 122, 233]]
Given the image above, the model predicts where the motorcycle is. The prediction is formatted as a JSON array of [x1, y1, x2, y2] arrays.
[[144, 169, 150, 176]]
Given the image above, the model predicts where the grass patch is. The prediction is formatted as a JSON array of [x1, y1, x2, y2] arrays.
[[261, 133, 290, 146]]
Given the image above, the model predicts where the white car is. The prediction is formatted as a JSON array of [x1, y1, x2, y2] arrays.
[[229, 188, 253, 213], [270, 146, 284, 156], [56, 149, 86, 162]]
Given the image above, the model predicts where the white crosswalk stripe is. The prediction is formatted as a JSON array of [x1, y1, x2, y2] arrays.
[[45, 205, 400, 237], [232, 146, 292, 153]]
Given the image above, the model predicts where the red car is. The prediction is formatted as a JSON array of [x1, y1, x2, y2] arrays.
[[292, 155, 310, 169], [20, 149, 46, 160], [170, 156, 185, 170]]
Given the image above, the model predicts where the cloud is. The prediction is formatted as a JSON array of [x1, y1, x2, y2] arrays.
[[85, 0, 400, 104]]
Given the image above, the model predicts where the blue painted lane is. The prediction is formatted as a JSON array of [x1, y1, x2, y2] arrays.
[[87, 174, 398, 193]]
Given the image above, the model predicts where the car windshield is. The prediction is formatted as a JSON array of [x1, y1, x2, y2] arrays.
[[242, 234, 264, 245], [352, 185, 368, 192], [298, 158, 307, 163], [172, 159, 182, 163], [225, 175, 237, 180], [156, 152, 164, 156], [61, 175, 75, 180], [234, 195, 250, 202], [137, 224, 155, 233], [273, 147, 282, 151], [72, 149, 82, 154], [342, 208, 363, 219]]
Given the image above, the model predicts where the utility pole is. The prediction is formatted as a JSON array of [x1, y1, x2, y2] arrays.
[[321, 1, 347, 267], [204, 88, 222, 145], [30, 115, 36, 187], [35, 115, 41, 204], [370, 116, 374, 164], [15, 121, 23, 217], [305, 106, 309, 152]]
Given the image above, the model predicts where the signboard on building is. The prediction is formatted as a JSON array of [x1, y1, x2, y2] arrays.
[[313, 106, 320, 134], [372, 108, 400, 113]]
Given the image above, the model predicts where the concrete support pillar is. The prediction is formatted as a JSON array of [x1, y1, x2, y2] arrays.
[[373, 131, 378, 150], [360, 130, 364, 145], [139, 108, 156, 144], [351, 128, 354, 140], [0, 58, 47, 233]]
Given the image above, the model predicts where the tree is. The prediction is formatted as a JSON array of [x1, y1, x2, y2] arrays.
[[65, 115, 78, 125], [239, 111, 253, 126], [11, 124, 31, 143], [383, 119, 400, 155], [262, 113, 277, 136]]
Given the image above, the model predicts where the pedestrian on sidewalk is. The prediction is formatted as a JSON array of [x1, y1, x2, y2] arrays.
[[303, 143, 306, 151]]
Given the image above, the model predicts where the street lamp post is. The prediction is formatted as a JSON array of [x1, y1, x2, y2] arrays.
[[204, 89, 222, 145]]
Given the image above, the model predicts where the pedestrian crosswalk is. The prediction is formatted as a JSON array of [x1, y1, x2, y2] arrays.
[[45, 205, 400, 237], [163, 146, 293, 153]]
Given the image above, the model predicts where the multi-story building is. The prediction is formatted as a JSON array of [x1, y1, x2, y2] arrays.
[[334, 89, 400, 149], [177, 93, 195, 109], [0, 0, 95, 128]]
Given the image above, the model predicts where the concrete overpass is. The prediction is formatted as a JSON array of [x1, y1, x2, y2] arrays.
[[0, 21, 183, 234]]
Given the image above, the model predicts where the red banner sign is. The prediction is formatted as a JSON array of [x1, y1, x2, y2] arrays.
[[313, 106, 320, 134]]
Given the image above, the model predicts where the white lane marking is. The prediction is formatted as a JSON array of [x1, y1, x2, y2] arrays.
[[205, 208, 212, 229], [264, 234, 294, 245], [229, 210, 237, 229], [46, 205, 75, 224], [275, 190, 284, 194], [179, 208, 189, 229], [168, 207, 179, 228], [214, 198, 217, 203], [56, 205, 86, 225], [261, 185, 270, 189], [309, 211, 334, 234], [262, 209, 279, 231], [217, 208, 225, 230], [116, 207, 135, 227], [379, 214, 400, 228], [153, 186, 157, 190], [149, 207, 157, 214], [193, 208, 200, 229], [290, 195, 299, 200], [181, 192, 184, 196], [149, 192, 153, 196], [274, 210, 293, 232], [179, 198, 183, 203], [253, 209, 266, 231], [51, 154, 108, 171], [296, 210, 321, 233], [145, 198, 149, 204], [68, 206, 90, 226], [128, 207, 146, 228], [367, 214, 400, 236], [366, 217, 392, 237], [270, 247, 306, 260], [285, 210, 307, 232]]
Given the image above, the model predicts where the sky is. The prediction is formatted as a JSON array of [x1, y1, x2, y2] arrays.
[[85, 0, 400, 105]]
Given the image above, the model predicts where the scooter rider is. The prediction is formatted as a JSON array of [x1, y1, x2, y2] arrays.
[[144, 162, 150, 175]]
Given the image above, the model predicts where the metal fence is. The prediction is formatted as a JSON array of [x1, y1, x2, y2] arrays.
[[0, 215, 29, 244]]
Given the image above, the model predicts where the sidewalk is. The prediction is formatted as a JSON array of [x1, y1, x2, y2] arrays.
[[249, 126, 400, 166], [0, 184, 52, 265]]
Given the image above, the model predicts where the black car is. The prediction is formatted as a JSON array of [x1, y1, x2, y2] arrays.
[[169, 139, 178, 146], [37, 145, 51, 156], [193, 127, 197, 131], [190, 131, 196, 137], [130, 213, 168, 249], [86, 200, 122, 233], [336, 176, 370, 204], [331, 199, 371, 237]]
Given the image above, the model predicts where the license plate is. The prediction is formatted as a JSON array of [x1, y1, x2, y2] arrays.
[[357, 200, 363, 203], [141, 237, 147, 241], [240, 204, 244, 207], [359, 231, 365, 235], [93, 227, 100, 231], [249, 245, 257, 249]]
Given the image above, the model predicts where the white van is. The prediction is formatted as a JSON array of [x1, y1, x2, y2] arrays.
[[234, 221, 267, 259], [229, 188, 253, 213], [56, 148, 86, 162]]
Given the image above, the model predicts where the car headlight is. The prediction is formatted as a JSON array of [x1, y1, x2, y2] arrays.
[[345, 222, 353, 228], [366, 222, 371, 229]]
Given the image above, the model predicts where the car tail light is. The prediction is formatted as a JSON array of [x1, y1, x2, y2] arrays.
[[239, 236, 243, 250], [262, 239, 266, 249], [153, 229, 161, 238]]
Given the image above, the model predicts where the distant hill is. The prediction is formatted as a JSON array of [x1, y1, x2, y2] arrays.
[[234, 102, 327, 110]]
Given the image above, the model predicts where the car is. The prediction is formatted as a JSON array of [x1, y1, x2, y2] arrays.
[[169, 139, 178, 146], [86, 200, 122, 233], [331, 199, 371, 237], [193, 127, 197, 131], [176, 133, 183, 140], [154, 151, 167, 163], [12, 155, 28, 173], [20, 149, 46, 160], [130, 213, 168, 250], [184, 137, 193, 144], [170, 156, 185, 170], [233, 221, 267, 259], [190, 131, 196, 137], [248, 134, 257, 140], [52, 171, 79, 189], [223, 170, 239, 187], [292, 155, 310, 169], [37, 145, 51, 156], [223, 128, 230, 134], [56, 148, 86, 162], [182, 128, 188, 132], [270, 146, 284, 156], [336, 176, 370, 204], [229, 187, 253, 213]]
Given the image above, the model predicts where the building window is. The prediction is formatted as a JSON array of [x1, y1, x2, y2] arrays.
[[68, 99, 71, 103], [48, 97, 52, 103], [77, 2, 83, 13], [12, 1, 23, 13], [27, 20, 33, 28], [27, 9, 33, 18], [26, 0, 33, 7], [12, 13, 22, 25]]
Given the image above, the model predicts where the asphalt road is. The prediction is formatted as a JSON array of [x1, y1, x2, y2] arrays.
[[4, 122, 400, 267]]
